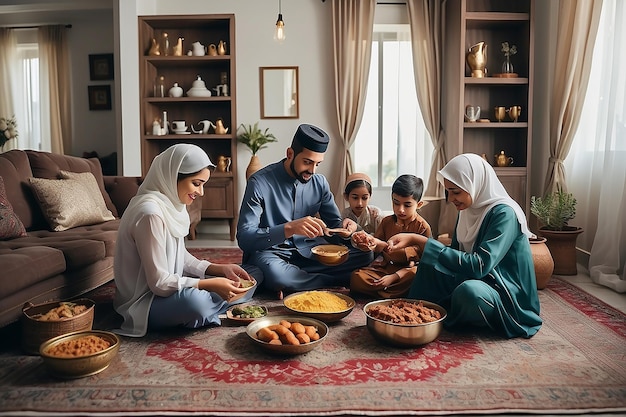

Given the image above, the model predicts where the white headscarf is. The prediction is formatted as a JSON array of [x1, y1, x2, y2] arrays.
[[129, 144, 214, 238], [437, 153, 533, 252]]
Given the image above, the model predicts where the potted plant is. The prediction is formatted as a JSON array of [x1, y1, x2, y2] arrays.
[[237, 122, 277, 179], [530, 190, 583, 275]]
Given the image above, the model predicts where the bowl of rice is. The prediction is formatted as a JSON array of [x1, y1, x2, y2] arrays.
[[283, 290, 355, 323]]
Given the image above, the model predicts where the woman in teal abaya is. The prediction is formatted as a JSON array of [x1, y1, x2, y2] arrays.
[[387, 153, 542, 338]]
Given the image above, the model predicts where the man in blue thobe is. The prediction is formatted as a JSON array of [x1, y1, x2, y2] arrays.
[[237, 124, 374, 296]]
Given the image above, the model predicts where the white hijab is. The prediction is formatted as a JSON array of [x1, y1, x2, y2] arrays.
[[437, 153, 533, 252], [128, 144, 213, 238]]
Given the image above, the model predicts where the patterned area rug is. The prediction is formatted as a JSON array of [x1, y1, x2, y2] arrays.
[[0, 248, 625, 416]]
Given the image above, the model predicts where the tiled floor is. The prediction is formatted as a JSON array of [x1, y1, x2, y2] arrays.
[[186, 231, 626, 315]]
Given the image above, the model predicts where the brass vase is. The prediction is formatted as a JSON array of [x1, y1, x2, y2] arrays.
[[466, 42, 487, 78], [246, 155, 262, 179]]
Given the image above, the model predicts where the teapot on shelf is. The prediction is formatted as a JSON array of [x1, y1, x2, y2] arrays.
[[214, 119, 229, 135], [464, 105, 481, 122], [191, 120, 216, 135], [192, 41, 206, 56], [173, 37, 184, 56], [216, 155, 232, 173], [186, 75, 212, 97], [494, 150, 514, 167], [217, 40, 227, 55]]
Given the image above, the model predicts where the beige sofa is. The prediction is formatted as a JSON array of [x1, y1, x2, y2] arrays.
[[0, 149, 141, 327]]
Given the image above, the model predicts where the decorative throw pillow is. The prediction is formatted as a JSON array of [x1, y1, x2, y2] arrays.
[[28, 173, 115, 232], [58, 170, 115, 218], [0, 176, 28, 239]]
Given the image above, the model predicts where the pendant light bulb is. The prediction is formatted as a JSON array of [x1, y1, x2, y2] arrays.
[[274, 0, 285, 42]]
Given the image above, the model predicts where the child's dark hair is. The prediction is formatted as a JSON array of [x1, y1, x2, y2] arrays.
[[392, 174, 424, 202], [344, 179, 372, 195]]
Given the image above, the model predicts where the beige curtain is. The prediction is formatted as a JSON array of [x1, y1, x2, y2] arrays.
[[406, 0, 447, 198], [331, 0, 376, 201], [544, 0, 602, 194], [38, 25, 72, 154], [0, 28, 17, 152]]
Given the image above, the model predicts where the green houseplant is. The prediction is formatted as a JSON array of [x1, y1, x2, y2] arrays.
[[530, 190, 577, 231], [237, 122, 277, 178], [530, 190, 582, 275]]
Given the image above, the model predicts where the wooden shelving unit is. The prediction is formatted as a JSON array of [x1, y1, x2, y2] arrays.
[[138, 14, 238, 240], [444, 0, 534, 213]]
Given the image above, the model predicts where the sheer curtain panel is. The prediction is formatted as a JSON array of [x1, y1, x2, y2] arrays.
[[565, 0, 626, 293]]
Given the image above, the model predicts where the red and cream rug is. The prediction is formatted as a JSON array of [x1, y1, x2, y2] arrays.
[[0, 248, 624, 416]]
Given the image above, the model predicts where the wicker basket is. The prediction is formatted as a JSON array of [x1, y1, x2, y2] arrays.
[[21, 298, 95, 355]]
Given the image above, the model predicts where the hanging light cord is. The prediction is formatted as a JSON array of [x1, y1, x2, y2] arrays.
[[277, 0, 283, 23]]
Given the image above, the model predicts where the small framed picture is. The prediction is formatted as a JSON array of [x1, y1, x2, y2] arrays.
[[88, 85, 112, 111], [89, 53, 114, 80]]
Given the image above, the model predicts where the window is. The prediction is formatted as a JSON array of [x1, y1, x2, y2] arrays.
[[353, 25, 433, 209]]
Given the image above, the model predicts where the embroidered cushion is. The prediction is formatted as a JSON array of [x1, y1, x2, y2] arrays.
[[0, 176, 27, 240]]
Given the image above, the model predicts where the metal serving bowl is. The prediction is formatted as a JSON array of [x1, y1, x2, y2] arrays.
[[246, 315, 329, 355], [39, 330, 120, 378], [311, 244, 349, 266], [363, 299, 447, 347], [283, 291, 355, 323]]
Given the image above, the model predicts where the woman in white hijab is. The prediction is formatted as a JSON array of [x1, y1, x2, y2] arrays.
[[113, 144, 262, 337], [387, 153, 541, 338]]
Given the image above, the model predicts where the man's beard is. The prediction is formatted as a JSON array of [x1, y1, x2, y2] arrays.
[[290, 159, 312, 184]]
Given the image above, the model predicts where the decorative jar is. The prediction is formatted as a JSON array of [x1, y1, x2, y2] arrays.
[[529, 237, 554, 289]]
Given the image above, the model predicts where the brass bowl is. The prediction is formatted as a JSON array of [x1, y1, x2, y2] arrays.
[[363, 299, 447, 347], [311, 244, 349, 266], [283, 291, 355, 323], [246, 315, 328, 355], [39, 330, 120, 379]]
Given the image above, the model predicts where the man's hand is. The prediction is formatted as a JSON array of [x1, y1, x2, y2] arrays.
[[284, 216, 326, 238]]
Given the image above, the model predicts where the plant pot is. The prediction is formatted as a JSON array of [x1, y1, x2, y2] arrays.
[[538, 227, 583, 275], [529, 237, 554, 289], [246, 155, 262, 179]]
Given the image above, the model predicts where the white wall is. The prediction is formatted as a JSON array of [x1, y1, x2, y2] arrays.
[[0, 1, 117, 159], [70, 9, 116, 158], [115, 0, 338, 233]]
